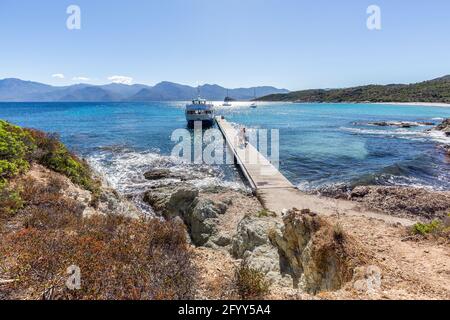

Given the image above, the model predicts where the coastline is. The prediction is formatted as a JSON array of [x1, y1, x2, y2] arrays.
[[373, 102, 450, 108]]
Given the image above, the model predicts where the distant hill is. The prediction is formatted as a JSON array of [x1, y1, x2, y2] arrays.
[[128, 82, 288, 101], [258, 75, 450, 103], [0, 78, 288, 102]]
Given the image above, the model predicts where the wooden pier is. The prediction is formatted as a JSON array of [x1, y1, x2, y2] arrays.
[[215, 116, 415, 226]]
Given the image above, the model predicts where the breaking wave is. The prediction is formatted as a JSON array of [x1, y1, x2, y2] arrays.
[[87, 147, 247, 214]]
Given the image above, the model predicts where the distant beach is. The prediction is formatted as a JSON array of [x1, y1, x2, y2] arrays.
[[374, 102, 450, 108]]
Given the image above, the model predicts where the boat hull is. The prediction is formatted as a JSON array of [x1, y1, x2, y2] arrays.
[[187, 119, 214, 128]]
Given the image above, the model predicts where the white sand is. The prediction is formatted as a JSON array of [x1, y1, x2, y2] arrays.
[[374, 102, 450, 108]]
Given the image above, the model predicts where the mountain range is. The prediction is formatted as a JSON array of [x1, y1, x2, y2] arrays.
[[0, 78, 288, 102], [258, 75, 450, 103]]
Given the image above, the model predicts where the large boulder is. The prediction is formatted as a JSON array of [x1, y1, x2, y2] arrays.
[[230, 215, 291, 286], [143, 185, 232, 246], [185, 198, 227, 246], [143, 184, 198, 219], [231, 215, 281, 259], [269, 209, 368, 294]]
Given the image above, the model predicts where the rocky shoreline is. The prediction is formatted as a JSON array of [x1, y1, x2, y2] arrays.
[[2, 120, 449, 300], [135, 118, 450, 299], [312, 118, 450, 220]]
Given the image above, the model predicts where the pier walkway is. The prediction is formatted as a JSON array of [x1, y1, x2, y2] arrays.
[[215, 116, 415, 226]]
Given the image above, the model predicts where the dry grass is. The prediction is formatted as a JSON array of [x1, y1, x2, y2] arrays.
[[233, 262, 270, 300], [0, 175, 197, 300]]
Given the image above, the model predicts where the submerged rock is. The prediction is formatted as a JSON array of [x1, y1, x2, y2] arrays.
[[144, 168, 187, 181], [368, 121, 434, 128]]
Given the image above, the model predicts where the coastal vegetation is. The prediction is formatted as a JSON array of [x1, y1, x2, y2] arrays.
[[2, 120, 450, 300], [411, 218, 450, 238], [0, 120, 196, 300], [0, 120, 99, 220], [258, 75, 450, 103], [234, 262, 270, 300]]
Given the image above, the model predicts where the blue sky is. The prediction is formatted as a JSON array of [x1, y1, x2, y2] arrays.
[[1, 0, 450, 90]]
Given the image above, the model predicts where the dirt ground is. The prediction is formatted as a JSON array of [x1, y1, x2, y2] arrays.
[[193, 205, 450, 300]]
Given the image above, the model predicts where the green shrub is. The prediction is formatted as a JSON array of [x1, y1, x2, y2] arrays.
[[256, 209, 275, 218], [411, 220, 443, 236], [26, 129, 100, 194], [234, 262, 270, 300], [0, 120, 34, 182], [1, 120, 101, 209]]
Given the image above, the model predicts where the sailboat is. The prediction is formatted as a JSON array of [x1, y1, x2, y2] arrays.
[[223, 89, 232, 107], [250, 88, 257, 108]]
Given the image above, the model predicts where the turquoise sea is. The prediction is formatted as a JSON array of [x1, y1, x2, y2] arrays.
[[1, 102, 450, 205]]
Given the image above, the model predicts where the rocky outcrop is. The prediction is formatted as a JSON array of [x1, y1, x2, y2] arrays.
[[185, 198, 227, 246], [231, 215, 280, 258], [432, 118, 450, 136], [143, 183, 234, 246], [230, 215, 292, 286], [349, 186, 450, 220], [368, 121, 434, 128], [269, 209, 368, 294], [444, 145, 450, 156], [143, 184, 199, 219]]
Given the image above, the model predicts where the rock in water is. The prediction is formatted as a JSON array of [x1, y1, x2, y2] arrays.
[[144, 169, 173, 180], [432, 118, 450, 136]]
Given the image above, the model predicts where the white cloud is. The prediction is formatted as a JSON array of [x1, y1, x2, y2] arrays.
[[52, 73, 65, 79], [72, 76, 91, 82], [108, 75, 133, 85]]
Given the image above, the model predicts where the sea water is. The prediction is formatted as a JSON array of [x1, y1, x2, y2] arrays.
[[1, 102, 449, 201]]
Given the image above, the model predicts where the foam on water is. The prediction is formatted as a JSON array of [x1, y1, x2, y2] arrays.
[[341, 126, 450, 145], [88, 147, 247, 203], [1, 101, 449, 197]]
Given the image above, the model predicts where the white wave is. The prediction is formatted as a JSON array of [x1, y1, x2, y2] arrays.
[[88, 149, 247, 197], [340, 127, 420, 136], [341, 126, 450, 145], [426, 130, 450, 145]]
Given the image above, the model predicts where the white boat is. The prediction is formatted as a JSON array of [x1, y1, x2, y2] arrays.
[[185, 96, 215, 128], [250, 88, 257, 108]]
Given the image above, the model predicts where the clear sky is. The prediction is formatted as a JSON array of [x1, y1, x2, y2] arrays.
[[1, 0, 450, 90]]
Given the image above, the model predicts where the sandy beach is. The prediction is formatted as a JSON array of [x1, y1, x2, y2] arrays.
[[374, 102, 450, 108]]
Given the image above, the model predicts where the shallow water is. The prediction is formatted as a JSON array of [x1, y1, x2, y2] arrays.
[[1, 101, 449, 198]]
